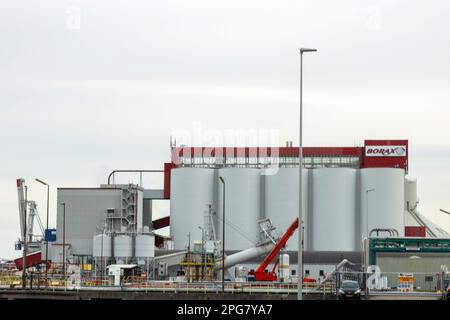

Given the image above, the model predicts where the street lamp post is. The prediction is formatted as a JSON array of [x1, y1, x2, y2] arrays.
[[364, 188, 375, 298], [364, 189, 375, 266], [101, 230, 104, 280], [298, 47, 317, 301], [187, 232, 191, 252], [199, 226, 205, 280], [219, 176, 225, 294], [22, 185, 28, 289], [60, 202, 66, 284], [35, 178, 50, 288]]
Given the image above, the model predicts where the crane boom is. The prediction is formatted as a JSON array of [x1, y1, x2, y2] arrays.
[[16, 178, 26, 239], [249, 217, 299, 281]]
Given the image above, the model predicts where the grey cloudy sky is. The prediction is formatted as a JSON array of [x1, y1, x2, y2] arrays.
[[1, 0, 449, 259]]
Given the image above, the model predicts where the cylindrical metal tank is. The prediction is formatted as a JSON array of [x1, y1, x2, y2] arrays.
[[114, 234, 132, 263], [92, 234, 112, 258], [265, 168, 308, 251], [405, 176, 418, 211], [360, 168, 405, 241], [170, 168, 215, 250], [311, 168, 357, 251], [217, 168, 261, 251], [135, 234, 155, 259], [216, 242, 275, 270], [279, 253, 290, 281]]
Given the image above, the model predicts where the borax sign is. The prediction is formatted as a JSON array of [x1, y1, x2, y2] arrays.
[[365, 145, 407, 157]]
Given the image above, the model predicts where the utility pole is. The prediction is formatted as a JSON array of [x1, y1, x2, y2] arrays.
[[298, 47, 317, 300], [35, 178, 50, 288], [219, 176, 226, 294], [22, 186, 28, 289], [199, 226, 205, 280], [365, 188, 375, 266], [61, 202, 66, 285]]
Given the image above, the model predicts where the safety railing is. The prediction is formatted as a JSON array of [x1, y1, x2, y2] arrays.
[[1, 270, 445, 299], [335, 270, 447, 299]]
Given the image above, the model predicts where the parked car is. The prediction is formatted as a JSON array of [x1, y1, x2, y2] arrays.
[[338, 280, 362, 300]]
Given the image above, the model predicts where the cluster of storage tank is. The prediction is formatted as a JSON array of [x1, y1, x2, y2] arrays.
[[170, 167, 409, 252], [92, 228, 155, 265]]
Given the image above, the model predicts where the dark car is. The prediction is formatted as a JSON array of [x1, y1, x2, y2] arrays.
[[338, 280, 362, 300]]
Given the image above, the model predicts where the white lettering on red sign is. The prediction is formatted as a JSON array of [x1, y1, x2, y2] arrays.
[[365, 145, 407, 157]]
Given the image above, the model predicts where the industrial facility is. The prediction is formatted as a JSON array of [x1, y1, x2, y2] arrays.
[[4, 138, 450, 298]]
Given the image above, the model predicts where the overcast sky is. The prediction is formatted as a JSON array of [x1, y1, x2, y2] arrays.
[[1, 0, 449, 259]]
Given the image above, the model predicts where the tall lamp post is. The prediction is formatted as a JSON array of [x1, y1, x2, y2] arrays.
[[60, 202, 66, 284], [219, 176, 225, 294], [298, 47, 317, 300], [22, 185, 28, 289], [364, 188, 375, 298], [364, 189, 375, 266], [199, 226, 205, 280], [36, 178, 50, 288]]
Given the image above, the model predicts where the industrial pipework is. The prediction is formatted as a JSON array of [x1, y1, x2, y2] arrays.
[[107, 170, 163, 185]]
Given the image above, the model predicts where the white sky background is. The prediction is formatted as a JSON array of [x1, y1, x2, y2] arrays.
[[1, 0, 450, 259]]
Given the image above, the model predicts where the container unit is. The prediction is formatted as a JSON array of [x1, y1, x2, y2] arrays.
[[92, 234, 112, 258], [360, 168, 405, 243], [265, 168, 308, 251], [170, 168, 215, 250], [311, 168, 357, 251], [45, 229, 57, 242], [135, 234, 155, 265], [217, 168, 261, 251], [114, 234, 132, 264]]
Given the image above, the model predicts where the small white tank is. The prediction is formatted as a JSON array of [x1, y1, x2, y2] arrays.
[[114, 235, 132, 263], [279, 253, 290, 281], [92, 234, 112, 258], [405, 177, 418, 210]]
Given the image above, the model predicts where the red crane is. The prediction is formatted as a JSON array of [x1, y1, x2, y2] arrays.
[[248, 217, 299, 282]]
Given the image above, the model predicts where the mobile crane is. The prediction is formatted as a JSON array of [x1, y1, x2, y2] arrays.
[[248, 217, 299, 282]]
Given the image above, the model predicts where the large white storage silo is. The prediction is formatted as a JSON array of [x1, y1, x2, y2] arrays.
[[92, 234, 112, 258], [170, 168, 215, 250], [265, 168, 308, 251], [114, 234, 132, 264], [135, 234, 155, 265], [311, 168, 357, 251], [217, 168, 261, 251], [360, 168, 405, 241]]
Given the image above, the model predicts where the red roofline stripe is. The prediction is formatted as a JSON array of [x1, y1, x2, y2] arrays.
[[171, 147, 363, 162]]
